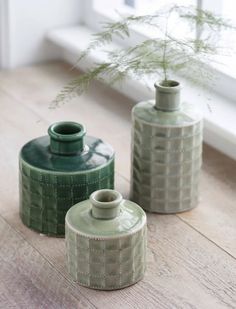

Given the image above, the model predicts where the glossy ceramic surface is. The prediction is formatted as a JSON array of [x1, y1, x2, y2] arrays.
[[65, 189, 147, 290], [19, 122, 115, 236], [130, 82, 203, 213]]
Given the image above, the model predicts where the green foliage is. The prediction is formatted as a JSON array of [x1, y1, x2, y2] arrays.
[[52, 5, 235, 108]]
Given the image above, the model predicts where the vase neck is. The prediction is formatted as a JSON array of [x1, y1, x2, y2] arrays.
[[48, 121, 86, 155], [90, 190, 123, 220], [154, 80, 181, 112]]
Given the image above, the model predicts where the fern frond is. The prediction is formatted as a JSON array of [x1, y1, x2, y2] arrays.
[[77, 13, 165, 62], [50, 63, 115, 108], [179, 6, 235, 30], [53, 4, 235, 106]]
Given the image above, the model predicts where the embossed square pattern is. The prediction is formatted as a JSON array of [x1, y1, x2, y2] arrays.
[[66, 226, 147, 290], [19, 159, 114, 235], [131, 119, 203, 213]]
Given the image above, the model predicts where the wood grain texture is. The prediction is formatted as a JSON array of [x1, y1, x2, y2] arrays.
[[0, 62, 236, 308], [0, 216, 95, 309], [178, 145, 236, 257], [4, 207, 236, 309]]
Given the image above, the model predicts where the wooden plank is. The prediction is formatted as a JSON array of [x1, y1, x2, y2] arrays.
[[0, 91, 49, 215], [178, 144, 236, 257], [0, 215, 95, 309]]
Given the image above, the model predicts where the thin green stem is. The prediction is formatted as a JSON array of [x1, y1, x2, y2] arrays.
[[162, 12, 171, 81]]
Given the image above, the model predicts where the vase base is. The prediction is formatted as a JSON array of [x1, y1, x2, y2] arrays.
[[141, 204, 198, 214], [130, 195, 199, 214], [70, 273, 145, 291], [20, 212, 65, 237]]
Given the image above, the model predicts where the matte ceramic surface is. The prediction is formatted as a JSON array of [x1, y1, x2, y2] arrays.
[[19, 122, 115, 236], [131, 81, 203, 213], [65, 189, 147, 290]]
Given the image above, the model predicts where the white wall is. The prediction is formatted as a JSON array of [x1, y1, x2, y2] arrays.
[[0, 0, 82, 69]]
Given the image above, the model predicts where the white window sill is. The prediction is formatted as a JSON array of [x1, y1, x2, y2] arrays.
[[47, 25, 236, 160]]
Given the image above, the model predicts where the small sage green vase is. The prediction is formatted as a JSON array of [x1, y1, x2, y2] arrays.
[[19, 121, 114, 236], [65, 189, 147, 290], [131, 81, 203, 213]]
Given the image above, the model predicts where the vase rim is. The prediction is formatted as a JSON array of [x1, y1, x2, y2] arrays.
[[154, 80, 181, 93], [90, 189, 123, 210], [48, 121, 86, 142]]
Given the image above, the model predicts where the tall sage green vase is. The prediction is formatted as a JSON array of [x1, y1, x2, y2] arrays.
[[131, 81, 203, 213], [19, 121, 114, 236], [65, 189, 147, 290]]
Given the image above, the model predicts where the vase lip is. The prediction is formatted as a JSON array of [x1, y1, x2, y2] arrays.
[[90, 189, 123, 210], [154, 80, 181, 93], [48, 121, 86, 142]]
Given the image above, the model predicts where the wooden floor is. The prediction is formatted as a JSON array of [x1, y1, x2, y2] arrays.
[[0, 62, 236, 309]]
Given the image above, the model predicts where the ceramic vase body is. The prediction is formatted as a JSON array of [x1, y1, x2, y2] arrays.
[[19, 122, 114, 236], [65, 189, 147, 290], [131, 81, 203, 213]]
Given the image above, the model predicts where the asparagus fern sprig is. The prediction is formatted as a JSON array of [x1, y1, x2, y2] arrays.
[[52, 5, 235, 108]]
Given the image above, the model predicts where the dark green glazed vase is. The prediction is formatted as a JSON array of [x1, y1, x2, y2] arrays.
[[19, 121, 115, 236]]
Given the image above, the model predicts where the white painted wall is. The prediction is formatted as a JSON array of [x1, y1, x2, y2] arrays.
[[1, 0, 82, 69]]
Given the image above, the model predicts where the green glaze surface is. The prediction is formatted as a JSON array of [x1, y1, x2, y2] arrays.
[[66, 191, 146, 237], [65, 189, 147, 290], [133, 100, 202, 126], [20, 135, 113, 172], [19, 122, 115, 236], [131, 82, 203, 213]]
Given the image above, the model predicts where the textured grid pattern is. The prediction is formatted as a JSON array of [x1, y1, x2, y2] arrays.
[[131, 118, 203, 213], [19, 159, 114, 236], [65, 225, 147, 290]]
